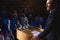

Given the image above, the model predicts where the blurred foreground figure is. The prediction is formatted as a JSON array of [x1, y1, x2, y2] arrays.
[[32, 0, 60, 40]]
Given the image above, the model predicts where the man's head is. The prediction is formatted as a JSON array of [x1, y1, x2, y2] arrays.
[[46, 0, 52, 11], [46, 0, 60, 11]]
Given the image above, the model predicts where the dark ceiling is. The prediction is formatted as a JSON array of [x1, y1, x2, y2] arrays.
[[0, 0, 46, 10]]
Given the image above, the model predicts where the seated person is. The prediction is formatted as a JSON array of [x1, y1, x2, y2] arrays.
[[0, 30, 4, 40], [6, 30, 14, 40], [29, 20, 37, 27]]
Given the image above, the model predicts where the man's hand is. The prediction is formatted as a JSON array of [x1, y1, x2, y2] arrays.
[[31, 36, 40, 40]]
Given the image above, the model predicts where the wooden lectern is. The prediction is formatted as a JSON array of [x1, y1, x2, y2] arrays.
[[16, 27, 44, 40]]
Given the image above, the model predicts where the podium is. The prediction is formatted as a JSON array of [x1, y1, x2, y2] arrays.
[[16, 27, 44, 40]]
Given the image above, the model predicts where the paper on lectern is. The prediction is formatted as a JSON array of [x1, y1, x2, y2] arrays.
[[31, 30, 40, 36]]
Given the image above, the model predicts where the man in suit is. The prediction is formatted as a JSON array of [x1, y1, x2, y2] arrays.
[[32, 0, 60, 40]]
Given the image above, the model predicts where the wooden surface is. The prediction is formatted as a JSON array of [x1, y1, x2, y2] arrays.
[[16, 27, 44, 40]]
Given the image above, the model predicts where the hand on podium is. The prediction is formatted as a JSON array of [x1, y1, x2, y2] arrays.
[[31, 30, 42, 40], [31, 36, 39, 40]]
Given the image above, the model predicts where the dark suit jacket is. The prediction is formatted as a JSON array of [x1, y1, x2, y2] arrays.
[[38, 9, 60, 40]]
